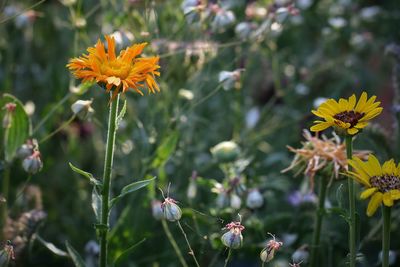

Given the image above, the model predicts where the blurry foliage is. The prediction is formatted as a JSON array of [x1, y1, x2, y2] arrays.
[[1, 0, 400, 266]]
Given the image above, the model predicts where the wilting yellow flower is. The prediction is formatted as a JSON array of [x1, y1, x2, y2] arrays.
[[310, 92, 382, 135], [282, 130, 369, 191], [67, 35, 160, 100], [348, 155, 400, 216]]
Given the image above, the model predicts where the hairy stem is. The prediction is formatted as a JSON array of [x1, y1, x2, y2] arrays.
[[99, 93, 119, 267]]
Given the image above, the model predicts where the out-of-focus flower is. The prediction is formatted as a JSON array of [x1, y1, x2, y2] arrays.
[[328, 17, 347, 29], [260, 233, 283, 263], [378, 250, 396, 265], [221, 221, 245, 249], [360, 6, 381, 22], [0, 241, 15, 265], [22, 151, 43, 174], [211, 7, 236, 33], [246, 189, 264, 209], [347, 155, 400, 216], [218, 69, 243, 90], [60, 0, 77, 6], [71, 99, 94, 120], [310, 92, 383, 135], [187, 171, 198, 200], [111, 30, 135, 49], [161, 197, 182, 222], [282, 130, 369, 190], [67, 35, 160, 100], [292, 245, 309, 263], [211, 141, 241, 163], [245, 107, 260, 129], [287, 190, 317, 207], [151, 200, 164, 220], [2, 103, 16, 129], [17, 139, 38, 160], [178, 89, 194, 100], [313, 97, 328, 109]]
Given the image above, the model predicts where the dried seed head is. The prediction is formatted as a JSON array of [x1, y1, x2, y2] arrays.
[[246, 189, 264, 209], [151, 200, 165, 220], [221, 221, 245, 249], [22, 151, 43, 174], [260, 233, 283, 263]]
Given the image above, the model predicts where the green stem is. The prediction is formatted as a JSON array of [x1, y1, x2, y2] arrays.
[[310, 175, 328, 267], [382, 206, 391, 267], [224, 248, 232, 267], [345, 135, 356, 267], [0, 165, 10, 239], [161, 219, 189, 267], [177, 220, 200, 267], [99, 93, 120, 267], [39, 115, 76, 143]]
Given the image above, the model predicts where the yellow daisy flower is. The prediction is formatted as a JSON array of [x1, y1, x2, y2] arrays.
[[67, 35, 160, 100], [347, 155, 400, 216], [310, 92, 382, 135]]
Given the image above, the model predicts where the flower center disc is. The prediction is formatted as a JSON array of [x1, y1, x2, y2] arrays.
[[370, 175, 400, 193], [101, 60, 131, 79], [333, 111, 364, 127]]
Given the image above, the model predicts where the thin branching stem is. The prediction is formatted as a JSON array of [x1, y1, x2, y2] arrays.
[[161, 219, 189, 267], [223, 248, 232, 267], [177, 220, 200, 267]]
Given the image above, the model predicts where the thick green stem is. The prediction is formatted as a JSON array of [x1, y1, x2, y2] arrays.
[[99, 94, 119, 267], [177, 220, 200, 267], [310, 175, 328, 267], [161, 219, 189, 267], [345, 135, 356, 267], [382, 206, 391, 267], [224, 248, 232, 267], [0, 165, 10, 239]]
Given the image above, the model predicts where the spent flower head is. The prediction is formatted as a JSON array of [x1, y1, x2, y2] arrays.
[[282, 130, 369, 191], [348, 155, 400, 216], [221, 221, 245, 249], [67, 35, 160, 100], [310, 92, 382, 136], [260, 233, 283, 263]]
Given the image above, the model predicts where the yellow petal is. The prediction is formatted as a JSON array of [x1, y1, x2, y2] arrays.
[[347, 127, 359, 135], [382, 192, 394, 207], [347, 94, 356, 110], [360, 188, 377, 199], [310, 122, 332, 132], [389, 189, 400, 200], [366, 192, 383, 216], [367, 154, 382, 177], [355, 92, 368, 112], [382, 159, 396, 175]]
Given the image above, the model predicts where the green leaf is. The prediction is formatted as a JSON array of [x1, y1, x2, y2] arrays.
[[109, 177, 156, 208], [69, 162, 102, 187], [151, 131, 179, 169], [92, 187, 102, 222], [116, 99, 127, 128], [113, 238, 146, 267], [0, 94, 31, 162], [65, 241, 86, 267], [36, 235, 68, 257]]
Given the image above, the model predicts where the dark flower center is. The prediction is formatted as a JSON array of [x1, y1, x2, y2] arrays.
[[333, 111, 365, 127], [370, 175, 400, 193]]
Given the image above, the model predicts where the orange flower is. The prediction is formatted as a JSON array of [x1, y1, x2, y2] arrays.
[[67, 35, 160, 100]]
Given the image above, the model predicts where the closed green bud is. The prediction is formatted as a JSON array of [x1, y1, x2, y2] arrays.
[[162, 197, 182, 222], [211, 141, 240, 163]]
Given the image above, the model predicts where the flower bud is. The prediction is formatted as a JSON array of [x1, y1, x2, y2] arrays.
[[216, 192, 229, 208], [221, 221, 244, 249], [211, 141, 240, 163], [212, 9, 236, 33], [2, 103, 16, 129], [378, 250, 396, 266], [260, 233, 283, 263], [292, 246, 309, 263], [246, 189, 264, 209], [218, 70, 242, 91], [71, 99, 94, 120], [235, 22, 255, 40], [187, 171, 198, 200], [22, 151, 43, 174], [161, 197, 182, 222], [230, 194, 241, 209], [17, 139, 38, 160], [151, 200, 165, 220]]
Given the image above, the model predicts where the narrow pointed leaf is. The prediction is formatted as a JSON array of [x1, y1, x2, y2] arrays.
[[116, 99, 127, 128], [110, 177, 156, 208], [65, 241, 86, 267], [113, 238, 146, 266], [36, 235, 68, 257], [69, 162, 102, 186]]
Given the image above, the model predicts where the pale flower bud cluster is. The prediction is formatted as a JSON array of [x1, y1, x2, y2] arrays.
[[17, 139, 43, 175]]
